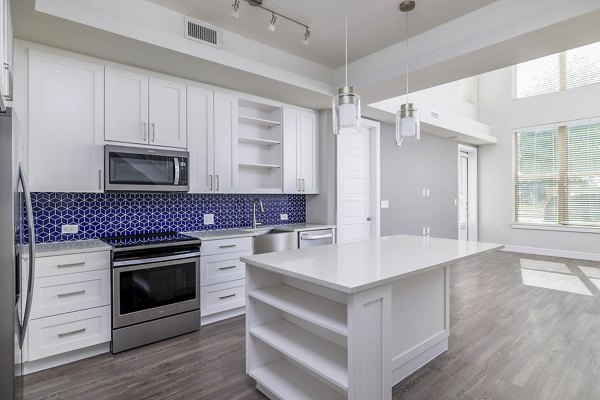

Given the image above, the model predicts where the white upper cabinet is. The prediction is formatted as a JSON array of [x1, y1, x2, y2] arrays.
[[213, 92, 238, 193], [105, 67, 148, 144], [187, 85, 214, 193], [283, 107, 319, 194], [105, 68, 186, 149], [28, 50, 105, 193], [149, 76, 186, 148], [0, 0, 12, 103]]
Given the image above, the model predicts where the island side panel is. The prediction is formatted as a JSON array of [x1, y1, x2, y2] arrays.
[[347, 284, 392, 400], [390, 265, 450, 384]]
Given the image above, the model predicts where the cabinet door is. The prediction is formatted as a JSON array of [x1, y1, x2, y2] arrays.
[[213, 92, 238, 193], [299, 110, 319, 194], [1, 0, 12, 101], [105, 67, 148, 144], [187, 85, 214, 193], [149, 76, 186, 148], [28, 50, 104, 192], [282, 107, 300, 193]]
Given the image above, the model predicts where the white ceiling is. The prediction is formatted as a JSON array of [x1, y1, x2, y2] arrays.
[[146, 0, 498, 68]]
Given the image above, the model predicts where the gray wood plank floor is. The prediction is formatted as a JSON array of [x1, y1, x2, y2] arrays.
[[23, 251, 600, 400]]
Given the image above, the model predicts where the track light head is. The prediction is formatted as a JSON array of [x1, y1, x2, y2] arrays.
[[268, 13, 277, 32], [231, 0, 240, 18], [302, 28, 311, 45]]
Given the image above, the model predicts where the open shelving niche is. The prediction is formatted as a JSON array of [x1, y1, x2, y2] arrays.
[[238, 99, 283, 193], [246, 267, 350, 400]]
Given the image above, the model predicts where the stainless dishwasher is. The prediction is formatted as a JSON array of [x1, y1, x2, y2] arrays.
[[298, 228, 335, 249]]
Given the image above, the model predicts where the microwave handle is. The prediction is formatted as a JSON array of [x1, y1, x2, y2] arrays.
[[174, 158, 180, 185]]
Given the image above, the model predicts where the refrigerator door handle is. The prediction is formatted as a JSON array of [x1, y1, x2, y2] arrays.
[[18, 163, 36, 349]]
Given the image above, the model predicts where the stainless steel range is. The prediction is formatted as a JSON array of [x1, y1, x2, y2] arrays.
[[102, 232, 201, 353]]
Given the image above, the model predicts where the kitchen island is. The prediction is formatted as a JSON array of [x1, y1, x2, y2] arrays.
[[241, 234, 503, 400]]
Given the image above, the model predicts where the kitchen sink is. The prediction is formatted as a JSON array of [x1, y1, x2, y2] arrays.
[[247, 228, 298, 254]]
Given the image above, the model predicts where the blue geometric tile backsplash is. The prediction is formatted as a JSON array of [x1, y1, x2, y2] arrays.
[[26, 193, 306, 243]]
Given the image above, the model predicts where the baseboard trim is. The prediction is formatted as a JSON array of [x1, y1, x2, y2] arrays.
[[503, 245, 600, 262]]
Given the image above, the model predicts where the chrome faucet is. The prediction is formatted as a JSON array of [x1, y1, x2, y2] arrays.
[[252, 198, 265, 229]]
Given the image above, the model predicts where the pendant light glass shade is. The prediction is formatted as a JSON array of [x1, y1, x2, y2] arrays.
[[332, 0, 361, 135], [332, 86, 361, 135], [395, 103, 420, 146]]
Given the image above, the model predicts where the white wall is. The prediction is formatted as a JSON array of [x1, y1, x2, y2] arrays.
[[370, 77, 478, 120], [478, 67, 600, 258]]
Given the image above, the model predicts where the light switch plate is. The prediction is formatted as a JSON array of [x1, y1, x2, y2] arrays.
[[61, 224, 79, 234], [380, 200, 389, 209], [280, 213, 289, 221], [203, 214, 215, 225]]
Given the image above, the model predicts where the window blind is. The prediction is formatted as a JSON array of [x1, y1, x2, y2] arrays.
[[513, 41, 600, 99], [515, 121, 600, 227]]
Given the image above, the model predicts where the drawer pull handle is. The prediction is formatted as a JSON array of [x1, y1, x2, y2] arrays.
[[57, 262, 85, 269], [219, 293, 236, 300], [57, 290, 86, 298], [58, 328, 87, 338], [219, 244, 236, 249], [219, 265, 237, 270]]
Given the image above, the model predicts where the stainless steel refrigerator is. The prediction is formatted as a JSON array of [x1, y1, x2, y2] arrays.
[[0, 108, 36, 399]]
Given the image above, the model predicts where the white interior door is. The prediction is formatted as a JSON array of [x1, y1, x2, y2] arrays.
[[458, 152, 469, 240], [337, 127, 371, 243]]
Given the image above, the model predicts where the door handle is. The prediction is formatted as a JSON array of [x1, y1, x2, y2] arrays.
[[297, 179, 300, 191], [58, 328, 86, 338], [219, 293, 236, 300], [367, 217, 372, 221], [151, 123, 156, 142], [98, 170, 102, 191], [216, 175, 220, 191], [209, 175, 213, 191], [219, 244, 236, 249], [142, 122, 147, 141], [57, 262, 85, 269], [302, 179, 306, 191], [301, 234, 333, 240]]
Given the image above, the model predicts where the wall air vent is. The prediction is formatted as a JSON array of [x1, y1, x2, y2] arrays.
[[184, 17, 220, 48]]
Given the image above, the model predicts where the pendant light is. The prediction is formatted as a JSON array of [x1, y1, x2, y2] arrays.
[[395, 0, 420, 147], [332, 0, 361, 135]]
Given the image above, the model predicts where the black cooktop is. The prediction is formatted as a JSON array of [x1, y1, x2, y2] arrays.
[[101, 232, 199, 249]]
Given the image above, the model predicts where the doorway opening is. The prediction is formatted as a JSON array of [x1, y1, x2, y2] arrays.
[[458, 144, 478, 241]]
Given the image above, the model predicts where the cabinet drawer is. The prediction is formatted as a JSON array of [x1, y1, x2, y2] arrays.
[[27, 306, 111, 361], [201, 279, 246, 316], [201, 237, 252, 256], [201, 250, 249, 286], [30, 270, 111, 319], [26, 251, 110, 278]]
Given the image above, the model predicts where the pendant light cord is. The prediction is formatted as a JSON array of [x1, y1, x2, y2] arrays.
[[345, 0, 348, 87], [405, 10, 409, 105]]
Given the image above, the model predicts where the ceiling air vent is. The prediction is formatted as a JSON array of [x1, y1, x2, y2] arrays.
[[184, 17, 220, 48]]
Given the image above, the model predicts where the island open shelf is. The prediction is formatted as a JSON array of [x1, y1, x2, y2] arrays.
[[243, 235, 503, 400]]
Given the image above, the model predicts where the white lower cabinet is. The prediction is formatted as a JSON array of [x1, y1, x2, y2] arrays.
[[28, 306, 111, 362], [200, 237, 252, 324], [22, 250, 111, 369]]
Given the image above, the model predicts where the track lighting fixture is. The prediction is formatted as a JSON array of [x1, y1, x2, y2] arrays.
[[231, 0, 311, 45]]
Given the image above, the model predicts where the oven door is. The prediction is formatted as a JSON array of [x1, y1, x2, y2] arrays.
[[105, 145, 189, 192], [112, 256, 200, 329]]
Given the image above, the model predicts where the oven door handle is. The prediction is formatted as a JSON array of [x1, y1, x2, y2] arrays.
[[113, 251, 201, 267]]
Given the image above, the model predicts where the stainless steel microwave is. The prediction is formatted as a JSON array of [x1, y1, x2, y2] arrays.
[[104, 145, 189, 192]]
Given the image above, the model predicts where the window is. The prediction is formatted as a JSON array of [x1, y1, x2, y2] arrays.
[[513, 41, 600, 99], [515, 121, 600, 227]]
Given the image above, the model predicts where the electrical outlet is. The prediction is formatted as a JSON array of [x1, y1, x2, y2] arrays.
[[426, 189, 430, 196], [422, 189, 426, 196], [203, 214, 215, 225], [426, 227, 430, 235], [380, 200, 389, 209], [422, 227, 426, 235], [280, 213, 289, 221], [61, 224, 79, 234]]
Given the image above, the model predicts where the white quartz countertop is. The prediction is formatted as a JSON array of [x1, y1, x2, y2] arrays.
[[20, 239, 112, 258], [185, 224, 335, 241], [241, 234, 504, 294]]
